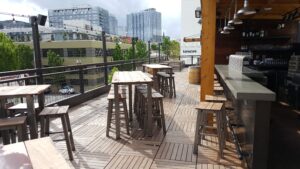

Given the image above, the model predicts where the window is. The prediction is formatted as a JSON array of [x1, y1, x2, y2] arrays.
[[67, 48, 86, 57]]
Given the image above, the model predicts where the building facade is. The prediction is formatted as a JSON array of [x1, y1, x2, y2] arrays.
[[180, 0, 201, 65], [48, 6, 110, 33], [0, 20, 31, 29], [127, 8, 162, 42], [109, 15, 118, 35]]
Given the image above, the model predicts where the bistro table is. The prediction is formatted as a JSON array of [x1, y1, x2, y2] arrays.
[[0, 85, 50, 143], [142, 64, 172, 90], [112, 71, 153, 138], [0, 137, 71, 169]]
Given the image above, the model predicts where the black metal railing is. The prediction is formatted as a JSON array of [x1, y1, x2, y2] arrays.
[[0, 57, 164, 106]]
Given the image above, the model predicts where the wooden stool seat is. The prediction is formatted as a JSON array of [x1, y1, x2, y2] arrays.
[[194, 102, 226, 157], [205, 95, 227, 102], [39, 106, 75, 160], [0, 116, 28, 143]]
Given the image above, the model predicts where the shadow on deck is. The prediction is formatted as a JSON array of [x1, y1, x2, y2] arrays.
[[49, 69, 245, 169]]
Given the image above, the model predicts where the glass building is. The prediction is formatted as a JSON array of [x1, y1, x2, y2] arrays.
[[48, 6, 110, 33], [126, 8, 162, 42], [109, 15, 118, 35]]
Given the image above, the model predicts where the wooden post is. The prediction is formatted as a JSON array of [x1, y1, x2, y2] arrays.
[[200, 0, 216, 101]]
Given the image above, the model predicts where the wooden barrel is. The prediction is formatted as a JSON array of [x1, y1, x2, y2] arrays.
[[188, 66, 200, 84]]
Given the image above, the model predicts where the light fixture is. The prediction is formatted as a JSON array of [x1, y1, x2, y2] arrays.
[[225, 10, 235, 30], [229, 0, 243, 25], [237, 0, 256, 16], [195, 7, 201, 18], [221, 15, 230, 34]]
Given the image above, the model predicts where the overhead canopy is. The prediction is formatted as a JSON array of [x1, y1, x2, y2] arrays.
[[217, 0, 300, 20]]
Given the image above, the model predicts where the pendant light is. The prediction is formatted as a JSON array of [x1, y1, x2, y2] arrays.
[[237, 0, 256, 16], [224, 10, 234, 30], [221, 15, 230, 34], [229, 0, 243, 25]]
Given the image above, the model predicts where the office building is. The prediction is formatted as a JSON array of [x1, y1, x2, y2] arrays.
[[127, 8, 162, 42], [0, 20, 30, 29], [48, 5, 110, 33], [109, 15, 118, 35]]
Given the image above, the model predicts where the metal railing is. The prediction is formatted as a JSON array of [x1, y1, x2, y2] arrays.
[[0, 57, 165, 106]]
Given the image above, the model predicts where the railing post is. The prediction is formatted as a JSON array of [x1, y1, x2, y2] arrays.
[[132, 37, 136, 70], [191, 56, 194, 65], [102, 31, 108, 85], [148, 41, 151, 64], [79, 67, 84, 94], [158, 43, 161, 63], [30, 16, 43, 84]]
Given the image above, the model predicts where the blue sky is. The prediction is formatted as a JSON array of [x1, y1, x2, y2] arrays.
[[0, 0, 181, 39]]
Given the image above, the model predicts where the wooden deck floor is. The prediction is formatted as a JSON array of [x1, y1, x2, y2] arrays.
[[49, 69, 245, 169]]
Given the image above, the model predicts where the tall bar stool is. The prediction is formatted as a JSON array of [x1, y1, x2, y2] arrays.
[[157, 72, 176, 98], [194, 102, 226, 157], [140, 89, 167, 135], [214, 86, 224, 95], [106, 88, 130, 137], [39, 105, 75, 160]]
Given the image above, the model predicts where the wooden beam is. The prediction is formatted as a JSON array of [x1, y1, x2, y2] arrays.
[[183, 37, 201, 42], [200, 0, 216, 101]]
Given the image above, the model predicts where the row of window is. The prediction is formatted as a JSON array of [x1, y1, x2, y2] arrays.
[[42, 48, 118, 57]]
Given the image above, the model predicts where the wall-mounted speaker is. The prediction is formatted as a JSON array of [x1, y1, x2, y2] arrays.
[[37, 14, 47, 26]]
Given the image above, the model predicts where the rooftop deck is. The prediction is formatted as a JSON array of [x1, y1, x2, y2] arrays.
[[49, 69, 244, 169]]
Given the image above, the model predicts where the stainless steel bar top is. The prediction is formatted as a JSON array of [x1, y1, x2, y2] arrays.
[[215, 65, 276, 101]]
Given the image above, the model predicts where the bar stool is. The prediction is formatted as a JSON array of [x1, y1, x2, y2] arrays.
[[194, 102, 226, 157], [140, 90, 167, 135], [106, 88, 130, 137], [214, 86, 224, 95], [0, 116, 28, 144], [39, 105, 75, 160], [157, 72, 176, 98]]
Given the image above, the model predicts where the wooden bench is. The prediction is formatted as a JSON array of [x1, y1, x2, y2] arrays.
[[39, 106, 75, 160], [194, 102, 226, 157]]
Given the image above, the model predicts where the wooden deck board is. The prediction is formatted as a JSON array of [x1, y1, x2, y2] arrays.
[[48, 69, 245, 169]]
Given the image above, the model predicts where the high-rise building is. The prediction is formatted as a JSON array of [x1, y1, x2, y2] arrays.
[[126, 8, 162, 42], [48, 5, 110, 33], [109, 15, 118, 35]]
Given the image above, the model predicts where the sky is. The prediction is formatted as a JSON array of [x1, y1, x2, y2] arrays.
[[0, 0, 181, 39]]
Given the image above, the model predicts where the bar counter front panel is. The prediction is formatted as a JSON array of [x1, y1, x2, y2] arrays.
[[215, 65, 276, 169]]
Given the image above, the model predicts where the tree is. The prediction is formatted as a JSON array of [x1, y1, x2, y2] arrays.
[[151, 44, 158, 51], [169, 40, 180, 59], [113, 43, 123, 61], [47, 50, 65, 92], [124, 47, 134, 60], [0, 33, 16, 72], [136, 40, 148, 59], [15, 44, 34, 70], [47, 50, 64, 66], [162, 37, 171, 60]]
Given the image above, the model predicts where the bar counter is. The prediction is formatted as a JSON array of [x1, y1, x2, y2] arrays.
[[215, 65, 276, 169]]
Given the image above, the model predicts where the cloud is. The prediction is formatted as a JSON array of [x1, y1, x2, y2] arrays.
[[0, 0, 181, 39]]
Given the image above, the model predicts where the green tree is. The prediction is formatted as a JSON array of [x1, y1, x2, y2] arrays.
[[0, 33, 16, 71], [113, 43, 123, 61], [162, 37, 171, 60], [47, 50, 64, 66], [47, 50, 65, 92], [136, 40, 148, 59], [108, 67, 119, 83], [15, 44, 34, 69], [170, 40, 180, 59], [124, 47, 134, 60], [151, 44, 158, 51]]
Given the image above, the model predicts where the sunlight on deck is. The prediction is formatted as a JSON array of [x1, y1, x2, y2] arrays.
[[48, 69, 245, 169]]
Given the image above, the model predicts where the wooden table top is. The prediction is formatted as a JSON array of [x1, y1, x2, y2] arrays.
[[0, 137, 71, 169], [112, 71, 153, 84], [142, 64, 172, 69], [0, 85, 50, 98]]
